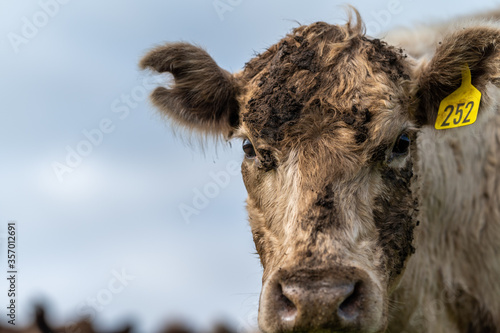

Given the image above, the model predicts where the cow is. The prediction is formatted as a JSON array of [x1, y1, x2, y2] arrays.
[[140, 8, 500, 333]]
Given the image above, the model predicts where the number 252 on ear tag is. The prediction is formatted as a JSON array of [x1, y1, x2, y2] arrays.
[[434, 64, 481, 130]]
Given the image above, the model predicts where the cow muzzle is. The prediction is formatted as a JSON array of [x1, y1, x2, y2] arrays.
[[258, 266, 386, 332]]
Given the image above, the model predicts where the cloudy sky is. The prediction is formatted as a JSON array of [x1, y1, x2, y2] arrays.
[[1, 0, 499, 332]]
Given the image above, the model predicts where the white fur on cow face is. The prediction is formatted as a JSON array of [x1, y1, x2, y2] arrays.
[[239, 114, 418, 332]]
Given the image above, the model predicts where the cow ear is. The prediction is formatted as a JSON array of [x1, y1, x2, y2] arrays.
[[140, 43, 242, 138], [414, 25, 500, 126]]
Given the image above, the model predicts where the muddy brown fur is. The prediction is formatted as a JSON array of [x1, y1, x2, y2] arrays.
[[237, 16, 415, 331], [141, 7, 500, 333]]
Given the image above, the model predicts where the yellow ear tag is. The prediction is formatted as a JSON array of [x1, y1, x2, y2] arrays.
[[434, 64, 481, 130]]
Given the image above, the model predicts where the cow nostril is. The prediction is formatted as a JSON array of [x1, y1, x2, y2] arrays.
[[276, 283, 298, 322], [338, 281, 363, 321]]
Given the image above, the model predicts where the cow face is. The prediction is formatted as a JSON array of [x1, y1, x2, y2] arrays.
[[141, 11, 500, 333], [237, 19, 417, 333]]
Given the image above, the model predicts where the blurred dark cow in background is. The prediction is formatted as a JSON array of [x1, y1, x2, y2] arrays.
[[0, 305, 237, 333], [141, 8, 500, 333]]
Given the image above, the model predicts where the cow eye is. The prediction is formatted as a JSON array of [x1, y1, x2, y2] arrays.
[[392, 133, 410, 156], [242, 139, 256, 159]]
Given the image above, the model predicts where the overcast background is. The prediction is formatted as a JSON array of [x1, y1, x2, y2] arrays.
[[1, 0, 499, 332]]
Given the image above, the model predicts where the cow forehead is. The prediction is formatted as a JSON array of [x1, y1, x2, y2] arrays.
[[239, 21, 413, 164]]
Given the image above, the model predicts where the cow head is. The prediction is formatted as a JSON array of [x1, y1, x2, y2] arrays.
[[141, 11, 500, 333]]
